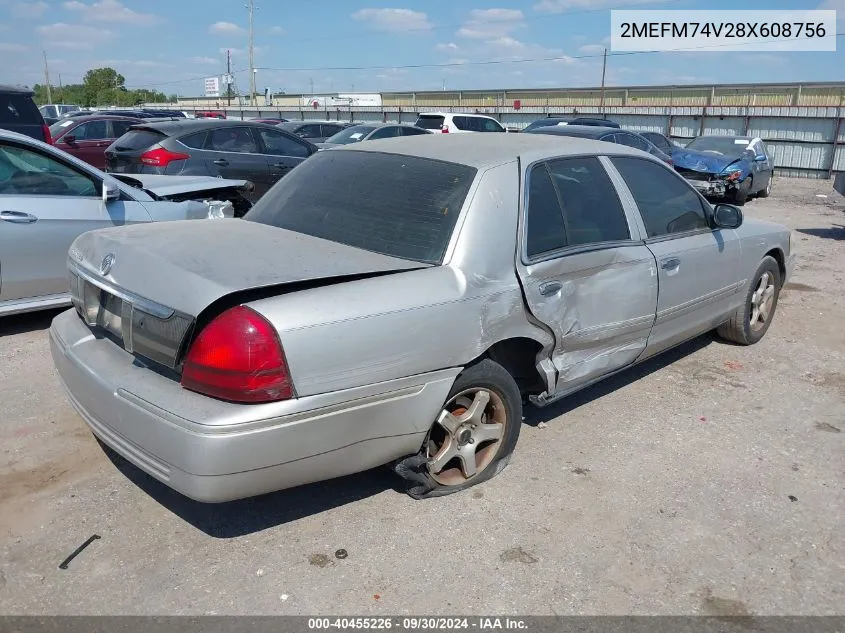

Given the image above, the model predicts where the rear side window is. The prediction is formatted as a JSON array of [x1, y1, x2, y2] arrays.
[[245, 151, 477, 264], [0, 93, 41, 125], [415, 115, 444, 130], [209, 127, 259, 153], [525, 165, 567, 257], [644, 133, 672, 153], [611, 156, 709, 238], [256, 128, 310, 157], [179, 131, 208, 149], [112, 129, 166, 150]]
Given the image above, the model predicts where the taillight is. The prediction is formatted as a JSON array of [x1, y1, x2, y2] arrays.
[[181, 306, 293, 403], [140, 147, 190, 167], [441, 126, 449, 133], [42, 124, 52, 145]]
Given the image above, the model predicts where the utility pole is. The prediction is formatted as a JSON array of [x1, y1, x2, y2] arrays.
[[226, 48, 232, 106], [309, 77, 314, 96], [247, 0, 256, 106], [43, 50, 52, 105], [58, 73, 63, 102], [599, 47, 607, 116]]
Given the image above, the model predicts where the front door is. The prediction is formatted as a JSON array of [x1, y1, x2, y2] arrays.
[[516, 156, 659, 395], [608, 156, 742, 358], [254, 127, 312, 188], [0, 139, 151, 303], [56, 119, 112, 169]]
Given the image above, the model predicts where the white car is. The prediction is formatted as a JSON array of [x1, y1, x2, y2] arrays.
[[415, 112, 506, 134], [0, 129, 252, 316]]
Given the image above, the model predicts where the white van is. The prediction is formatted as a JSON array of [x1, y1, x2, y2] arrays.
[[415, 112, 506, 134]]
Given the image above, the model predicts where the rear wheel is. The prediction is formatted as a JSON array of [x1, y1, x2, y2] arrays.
[[757, 175, 773, 198], [394, 359, 522, 499], [717, 256, 781, 345]]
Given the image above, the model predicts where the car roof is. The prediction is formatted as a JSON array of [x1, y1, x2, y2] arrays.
[[58, 114, 143, 123], [336, 132, 653, 169], [529, 124, 619, 138], [418, 112, 498, 119], [0, 84, 34, 96], [131, 119, 277, 135]]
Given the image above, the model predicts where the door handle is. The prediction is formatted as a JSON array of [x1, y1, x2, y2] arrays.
[[0, 210, 38, 224], [213, 159, 229, 166], [271, 162, 289, 169], [660, 257, 681, 270], [538, 280, 562, 296]]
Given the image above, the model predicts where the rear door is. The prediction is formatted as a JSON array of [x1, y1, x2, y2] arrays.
[[608, 155, 742, 357], [254, 127, 313, 187], [205, 126, 271, 198], [0, 138, 151, 304], [516, 156, 658, 395]]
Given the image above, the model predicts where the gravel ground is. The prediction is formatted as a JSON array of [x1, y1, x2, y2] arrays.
[[0, 177, 843, 616]]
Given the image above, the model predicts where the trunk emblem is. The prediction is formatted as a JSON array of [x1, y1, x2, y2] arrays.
[[100, 253, 116, 276]]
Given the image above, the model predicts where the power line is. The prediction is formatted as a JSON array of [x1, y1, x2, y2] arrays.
[[123, 32, 844, 89]]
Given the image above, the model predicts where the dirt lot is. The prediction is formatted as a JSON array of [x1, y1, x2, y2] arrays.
[[0, 177, 843, 615]]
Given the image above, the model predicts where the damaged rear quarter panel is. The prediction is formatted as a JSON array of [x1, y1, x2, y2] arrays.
[[248, 160, 553, 400]]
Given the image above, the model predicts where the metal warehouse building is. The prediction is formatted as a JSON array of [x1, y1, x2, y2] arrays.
[[166, 81, 845, 178]]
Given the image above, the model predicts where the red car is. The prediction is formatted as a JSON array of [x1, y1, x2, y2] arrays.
[[49, 114, 142, 169], [195, 110, 226, 119]]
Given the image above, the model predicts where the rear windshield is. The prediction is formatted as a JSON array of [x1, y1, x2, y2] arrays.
[[415, 115, 444, 130], [0, 93, 41, 125], [324, 125, 376, 144], [245, 150, 477, 264], [111, 128, 166, 151]]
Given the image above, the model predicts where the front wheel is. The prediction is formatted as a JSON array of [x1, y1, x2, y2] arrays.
[[757, 175, 773, 198], [394, 359, 522, 499], [732, 176, 752, 206], [717, 256, 781, 345]]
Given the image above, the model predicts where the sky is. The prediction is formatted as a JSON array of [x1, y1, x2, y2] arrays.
[[0, 0, 842, 96]]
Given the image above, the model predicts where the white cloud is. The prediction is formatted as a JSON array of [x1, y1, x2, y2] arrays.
[[0, 42, 27, 52], [534, 0, 674, 12], [63, 0, 159, 25], [209, 21, 244, 35], [351, 8, 432, 33], [457, 8, 525, 39], [35, 22, 115, 49], [578, 44, 607, 54], [189, 56, 219, 65], [268, 25, 285, 34], [11, 1, 47, 18], [435, 42, 460, 51]]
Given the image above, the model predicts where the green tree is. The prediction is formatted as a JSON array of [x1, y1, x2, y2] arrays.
[[32, 67, 171, 107], [82, 67, 125, 106]]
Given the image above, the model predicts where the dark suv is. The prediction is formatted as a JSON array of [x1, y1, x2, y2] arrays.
[[0, 85, 50, 143], [105, 119, 318, 200]]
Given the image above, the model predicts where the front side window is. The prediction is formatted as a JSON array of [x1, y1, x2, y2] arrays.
[[256, 128, 310, 157], [477, 117, 505, 132], [0, 141, 98, 197], [611, 156, 709, 238], [73, 120, 109, 140], [245, 150, 477, 264]]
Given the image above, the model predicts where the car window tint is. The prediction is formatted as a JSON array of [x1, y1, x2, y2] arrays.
[[296, 124, 322, 139], [209, 127, 259, 153], [73, 120, 108, 140], [611, 156, 709, 238], [478, 118, 504, 132], [245, 151, 477, 264], [0, 93, 40, 124], [615, 132, 651, 151], [112, 129, 166, 150], [0, 142, 98, 197], [647, 133, 672, 153], [415, 115, 444, 130], [402, 126, 428, 136], [547, 157, 630, 246], [453, 116, 472, 131], [525, 164, 567, 257], [179, 131, 208, 149], [368, 126, 400, 140], [321, 124, 344, 137], [256, 128, 310, 157], [110, 120, 136, 138]]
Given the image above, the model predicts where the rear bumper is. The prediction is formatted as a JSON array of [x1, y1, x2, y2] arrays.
[[50, 309, 459, 502]]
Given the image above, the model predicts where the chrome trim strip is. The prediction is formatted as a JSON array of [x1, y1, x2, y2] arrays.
[[70, 260, 174, 319]]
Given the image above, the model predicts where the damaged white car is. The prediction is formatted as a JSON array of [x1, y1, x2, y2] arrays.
[[0, 129, 252, 316]]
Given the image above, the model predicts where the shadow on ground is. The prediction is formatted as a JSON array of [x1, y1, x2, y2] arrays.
[[797, 226, 845, 241], [0, 308, 64, 338], [102, 332, 716, 538]]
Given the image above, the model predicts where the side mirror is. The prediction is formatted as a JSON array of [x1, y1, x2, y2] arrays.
[[754, 154, 767, 162], [102, 183, 120, 204], [712, 203, 743, 229], [63, 135, 76, 144]]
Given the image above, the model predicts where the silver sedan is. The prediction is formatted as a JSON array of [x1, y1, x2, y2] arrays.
[[0, 129, 252, 316], [50, 133, 794, 502]]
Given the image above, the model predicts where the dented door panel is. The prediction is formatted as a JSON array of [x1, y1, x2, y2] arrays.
[[519, 245, 659, 395]]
